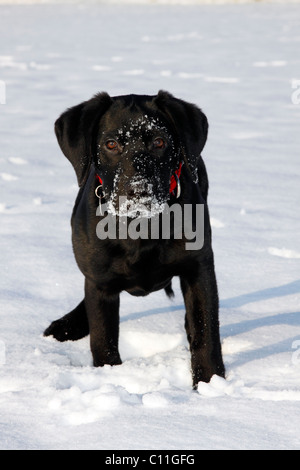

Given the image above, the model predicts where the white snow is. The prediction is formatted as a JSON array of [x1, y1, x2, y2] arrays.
[[268, 247, 300, 259], [1, 1, 300, 450]]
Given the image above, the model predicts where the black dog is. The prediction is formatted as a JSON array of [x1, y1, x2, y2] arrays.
[[44, 91, 225, 388]]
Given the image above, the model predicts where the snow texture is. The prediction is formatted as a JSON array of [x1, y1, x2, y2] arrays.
[[0, 2, 300, 450]]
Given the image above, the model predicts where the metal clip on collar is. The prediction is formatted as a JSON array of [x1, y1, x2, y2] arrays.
[[95, 184, 106, 215]]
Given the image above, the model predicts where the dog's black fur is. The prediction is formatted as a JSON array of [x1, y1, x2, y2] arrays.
[[44, 91, 225, 387]]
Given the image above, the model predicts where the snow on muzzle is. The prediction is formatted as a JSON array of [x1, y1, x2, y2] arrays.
[[106, 174, 169, 218]]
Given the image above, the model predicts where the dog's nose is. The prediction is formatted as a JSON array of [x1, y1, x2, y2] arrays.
[[127, 189, 149, 199], [125, 181, 150, 199]]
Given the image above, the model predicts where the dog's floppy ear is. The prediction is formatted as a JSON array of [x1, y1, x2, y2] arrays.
[[154, 90, 208, 182], [55, 92, 113, 186]]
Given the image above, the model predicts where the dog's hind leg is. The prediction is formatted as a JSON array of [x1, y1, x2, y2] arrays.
[[44, 300, 89, 342]]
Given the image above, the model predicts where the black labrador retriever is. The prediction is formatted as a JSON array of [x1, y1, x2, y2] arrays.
[[44, 91, 225, 388]]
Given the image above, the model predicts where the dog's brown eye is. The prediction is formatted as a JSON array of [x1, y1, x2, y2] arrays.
[[106, 140, 118, 151], [153, 138, 165, 149]]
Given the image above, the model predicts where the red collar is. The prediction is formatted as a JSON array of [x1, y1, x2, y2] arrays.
[[95, 174, 103, 185], [169, 161, 183, 196], [95, 162, 183, 197]]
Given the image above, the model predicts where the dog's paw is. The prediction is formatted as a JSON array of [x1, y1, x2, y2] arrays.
[[92, 349, 122, 368], [44, 319, 72, 342], [44, 314, 89, 342]]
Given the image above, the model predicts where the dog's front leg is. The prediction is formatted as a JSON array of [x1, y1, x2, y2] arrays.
[[85, 279, 122, 367], [180, 261, 225, 388]]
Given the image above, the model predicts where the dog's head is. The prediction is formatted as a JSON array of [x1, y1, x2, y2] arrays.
[[55, 91, 208, 215]]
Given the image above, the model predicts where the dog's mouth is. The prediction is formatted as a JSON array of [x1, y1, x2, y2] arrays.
[[106, 176, 168, 218], [126, 179, 152, 200]]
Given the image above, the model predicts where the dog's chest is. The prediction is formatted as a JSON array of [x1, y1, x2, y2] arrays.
[[112, 244, 175, 296]]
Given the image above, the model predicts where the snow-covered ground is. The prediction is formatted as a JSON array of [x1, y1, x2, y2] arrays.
[[1, 2, 300, 450]]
